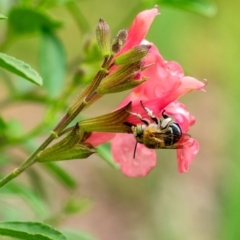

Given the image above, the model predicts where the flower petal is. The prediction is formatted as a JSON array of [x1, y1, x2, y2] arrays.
[[165, 101, 196, 132], [111, 134, 157, 177], [120, 7, 159, 53], [125, 98, 177, 125], [87, 132, 116, 146], [133, 44, 181, 100], [177, 137, 199, 173], [177, 76, 206, 97], [120, 42, 205, 106], [163, 61, 184, 78]]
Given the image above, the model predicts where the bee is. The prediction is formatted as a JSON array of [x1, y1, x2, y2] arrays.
[[126, 101, 187, 158]]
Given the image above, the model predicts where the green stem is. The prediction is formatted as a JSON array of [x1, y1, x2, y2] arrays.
[[67, 55, 112, 114], [66, 1, 90, 34], [0, 130, 57, 188], [0, 55, 113, 189], [0, 158, 37, 188], [58, 126, 75, 137]]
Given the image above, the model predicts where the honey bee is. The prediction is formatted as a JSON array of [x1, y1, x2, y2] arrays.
[[125, 101, 187, 158]]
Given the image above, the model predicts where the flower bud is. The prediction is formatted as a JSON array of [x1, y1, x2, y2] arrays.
[[112, 28, 128, 53], [98, 77, 146, 94], [97, 61, 143, 94], [114, 44, 151, 65], [96, 19, 111, 57]]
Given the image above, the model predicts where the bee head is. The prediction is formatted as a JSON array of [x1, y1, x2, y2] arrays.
[[160, 110, 182, 145], [160, 110, 173, 129], [160, 117, 173, 129]]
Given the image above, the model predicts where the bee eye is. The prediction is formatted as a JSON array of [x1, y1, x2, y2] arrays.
[[170, 122, 182, 136]]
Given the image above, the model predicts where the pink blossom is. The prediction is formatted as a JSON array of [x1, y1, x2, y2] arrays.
[[120, 44, 205, 108], [109, 99, 200, 177], [176, 135, 199, 173], [118, 7, 159, 54], [111, 133, 156, 177], [164, 101, 195, 133], [88, 7, 205, 177]]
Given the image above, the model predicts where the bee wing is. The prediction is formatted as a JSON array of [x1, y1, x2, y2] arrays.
[[157, 133, 192, 149]]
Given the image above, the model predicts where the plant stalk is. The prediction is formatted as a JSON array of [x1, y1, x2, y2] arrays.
[[0, 55, 113, 189]]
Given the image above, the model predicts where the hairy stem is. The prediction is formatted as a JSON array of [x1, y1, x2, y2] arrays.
[[0, 55, 113, 189]]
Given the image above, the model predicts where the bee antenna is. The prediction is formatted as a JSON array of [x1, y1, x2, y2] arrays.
[[133, 141, 138, 159], [162, 110, 169, 119], [140, 100, 145, 109]]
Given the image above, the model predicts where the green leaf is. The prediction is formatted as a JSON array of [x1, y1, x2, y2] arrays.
[[0, 116, 7, 133], [64, 197, 91, 215], [0, 202, 24, 221], [62, 229, 96, 240], [0, 53, 42, 85], [0, 116, 9, 147], [43, 162, 77, 189], [0, 182, 48, 218], [0, 14, 7, 19], [144, 0, 217, 17], [96, 143, 119, 169], [8, 7, 61, 34], [0, 222, 68, 240], [39, 32, 66, 97], [6, 119, 23, 139]]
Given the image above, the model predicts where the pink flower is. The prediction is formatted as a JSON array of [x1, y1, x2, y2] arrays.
[[118, 7, 159, 55], [111, 133, 157, 177], [109, 99, 200, 176], [88, 7, 205, 177]]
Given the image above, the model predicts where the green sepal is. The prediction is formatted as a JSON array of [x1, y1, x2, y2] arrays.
[[97, 78, 146, 94], [79, 102, 132, 133], [114, 44, 151, 65], [97, 61, 142, 93], [37, 125, 95, 162], [37, 143, 95, 162], [96, 19, 111, 57]]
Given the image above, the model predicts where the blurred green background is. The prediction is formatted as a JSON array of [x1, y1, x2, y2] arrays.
[[0, 0, 240, 239]]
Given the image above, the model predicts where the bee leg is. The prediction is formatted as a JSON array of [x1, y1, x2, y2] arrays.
[[133, 141, 138, 158], [140, 101, 159, 125], [127, 110, 150, 125]]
